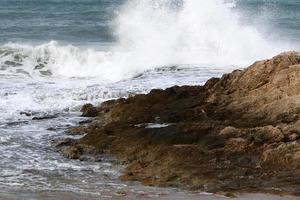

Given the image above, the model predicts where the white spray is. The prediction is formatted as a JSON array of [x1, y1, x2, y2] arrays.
[[0, 0, 288, 80]]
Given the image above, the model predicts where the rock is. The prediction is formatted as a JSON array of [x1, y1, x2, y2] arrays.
[[62, 147, 82, 159], [4, 60, 22, 67], [65, 127, 86, 135], [32, 115, 57, 120], [62, 146, 82, 159], [225, 137, 249, 152], [53, 138, 103, 161], [81, 103, 98, 117], [6, 120, 28, 126], [53, 138, 76, 149], [20, 111, 32, 116], [13, 54, 24, 62], [260, 141, 300, 169], [78, 119, 93, 125], [289, 133, 300, 141], [0, 66, 8, 70], [39, 70, 52, 76], [47, 127, 57, 131], [16, 69, 30, 76], [219, 126, 240, 138], [52, 138, 81, 159], [34, 63, 45, 70], [57, 52, 300, 196]]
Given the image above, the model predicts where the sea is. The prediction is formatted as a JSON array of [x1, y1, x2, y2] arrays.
[[0, 0, 299, 199]]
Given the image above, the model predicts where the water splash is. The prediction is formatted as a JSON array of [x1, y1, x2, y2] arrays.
[[0, 0, 291, 80]]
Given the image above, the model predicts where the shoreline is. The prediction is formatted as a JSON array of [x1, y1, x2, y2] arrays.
[[1, 190, 299, 200], [56, 52, 300, 198]]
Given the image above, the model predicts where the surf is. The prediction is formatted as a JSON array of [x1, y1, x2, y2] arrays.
[[0, 0, 294, 81]]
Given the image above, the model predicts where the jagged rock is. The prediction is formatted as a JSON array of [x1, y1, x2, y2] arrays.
[[6, 120, 28, 126], [81, 103, 98, 117], [13, 54, 23, 62], [65, 126, 86, 135], [34, 63, 45, 70], [53, 138, 77, 149], [39, 70, 52, 76], [4, 60, 22, 67], [20, 111, 32, 116], [62, 146, 82, 159], [58, 52, 300, 196], [32, 115, 57, 120], [54, 138, 103, 161], [78, 119, 93, 125]]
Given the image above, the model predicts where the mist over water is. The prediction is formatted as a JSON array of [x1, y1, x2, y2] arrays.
[[0, 0, 298, 80], [113, 0, 286, 74]]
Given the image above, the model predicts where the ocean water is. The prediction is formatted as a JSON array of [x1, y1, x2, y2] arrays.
[[0, 0, 299, 199]]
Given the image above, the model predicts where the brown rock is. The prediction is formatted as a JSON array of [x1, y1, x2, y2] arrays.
[[58, 52, 300, 196], [62, 146, 82, 159], [81, 103, 98, 117], [225, 137, 249, 152]]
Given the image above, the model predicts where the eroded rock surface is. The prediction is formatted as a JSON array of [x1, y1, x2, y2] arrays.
[[59, 52, 300, 195]]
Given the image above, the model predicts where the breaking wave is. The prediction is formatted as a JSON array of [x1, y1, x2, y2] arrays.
[[0, 0, 291, 81]]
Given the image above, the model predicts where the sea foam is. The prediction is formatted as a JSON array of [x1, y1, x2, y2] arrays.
[[0, 0, 291, 81]]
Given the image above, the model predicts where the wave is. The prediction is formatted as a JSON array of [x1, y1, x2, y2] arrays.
[[0, 0, 292, 81]]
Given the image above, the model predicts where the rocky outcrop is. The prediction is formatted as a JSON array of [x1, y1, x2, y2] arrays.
[[80, 103, 98, 117], [58, 52, 300, 196]]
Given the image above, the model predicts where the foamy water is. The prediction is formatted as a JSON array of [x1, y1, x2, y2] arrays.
[[0, 0, 299, 199], [0, 67, 232, 199], [0, 0, 297, 81]]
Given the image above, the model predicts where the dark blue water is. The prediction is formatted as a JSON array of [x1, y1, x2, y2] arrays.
[[0, 0, 123, 45], [235, 0, 300, 44], [0, 0, 299, 46]]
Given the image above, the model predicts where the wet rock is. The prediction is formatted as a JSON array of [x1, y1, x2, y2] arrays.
[[0, 66, 8, 70], [6, 120, 29, 126], [4, 60, 22, 67], [65, 127, 86, 135], [62, 146, 82, 159], [78, 119, 93, 125], [39, 70, 52, 76], [20, 111, 32, 116], [58, 52, 300, 196], [47, 127, 57, 131], [32, 115, 58, 120], [2, 51, 14, 57], [52, 138, 77, 149], [81, 103, 98, 117], [16, 69, 30, 76], [34, 63, 45, 70], [53, 138, 81, 159], [54, 138, 103, 161], [13, 54, 24, 62]]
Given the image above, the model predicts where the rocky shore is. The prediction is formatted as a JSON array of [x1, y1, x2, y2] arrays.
[[55, 52, 300, 196]]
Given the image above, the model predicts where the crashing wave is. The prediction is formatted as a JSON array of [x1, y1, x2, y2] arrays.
[[0, 0, 291, 80]]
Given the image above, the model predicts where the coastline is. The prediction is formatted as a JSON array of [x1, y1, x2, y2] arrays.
[[55, 52, 300, 198], [1, 189, 299, 200]]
